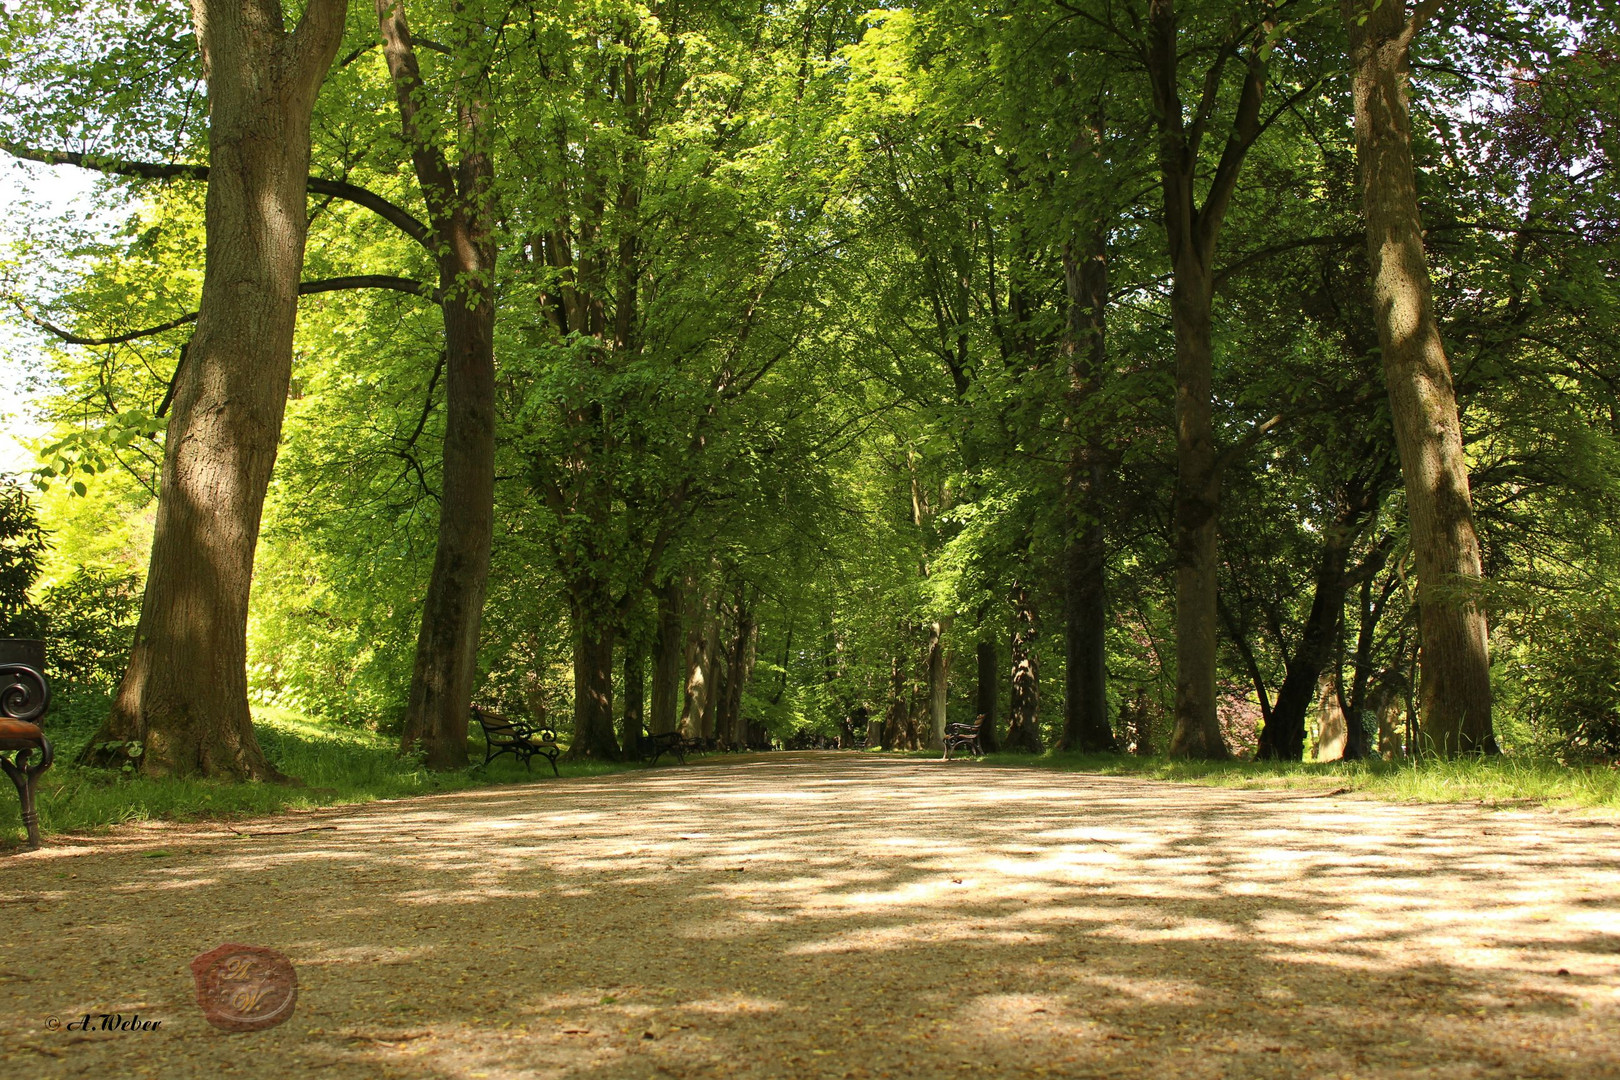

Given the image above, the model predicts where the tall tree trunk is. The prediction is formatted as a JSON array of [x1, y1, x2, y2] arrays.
[[1258, 504, 1367, 761], [651, 581, 683, 735], [680, 579, 708, 739], [85, 0, 349, 779], [1006, 583, 1043, 753], [975, 637, 1000, 753], [701, 602, 722, 742], [622, 641, 645, 756], [1165, 268, 1227, 760], [1372, 672, 1409, 759], [1343, 0, 1493, 755], [716, 590, 754, 749], [907, 679, 925, 750], [1315, 673, 1349, 761], [725, 599, 756, 749], [1147, 0, 1269, 760], [882, 652, 904, 751], [568, 595, 619, 759], [379, 0, 497, 770], [924, 618, 948, 751], [1059, 225, 1118, 754]]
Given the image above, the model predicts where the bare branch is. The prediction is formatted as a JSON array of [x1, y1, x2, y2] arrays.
[[0, 143, 434, 252], [9, 275, 438, 348]]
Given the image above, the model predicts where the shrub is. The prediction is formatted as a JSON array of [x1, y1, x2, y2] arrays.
[[0, 481, 47, 638]]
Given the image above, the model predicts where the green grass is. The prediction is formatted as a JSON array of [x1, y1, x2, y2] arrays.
[[944, 749, 1620, 810], [0, 703, 640, 847]]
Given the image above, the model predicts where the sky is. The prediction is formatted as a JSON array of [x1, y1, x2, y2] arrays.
[[0, 157, 102, 480]]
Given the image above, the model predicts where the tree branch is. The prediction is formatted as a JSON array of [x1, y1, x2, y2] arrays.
[[1212, 233, 1363, 291], [0, 143, 434, 252], [10, 275, 438, 346]]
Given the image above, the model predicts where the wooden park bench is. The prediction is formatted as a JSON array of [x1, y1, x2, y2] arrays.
[[942, 721, 983, 759], [1, 641, 53, 849], [635, 730, 687, 766], [470, 705, 560, 776]]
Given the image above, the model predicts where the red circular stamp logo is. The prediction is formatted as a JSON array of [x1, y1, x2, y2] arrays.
[[190, 944, 298, 1032]]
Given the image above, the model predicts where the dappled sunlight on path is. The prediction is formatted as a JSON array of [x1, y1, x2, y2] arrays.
[[2, 754, 1618, 1078]]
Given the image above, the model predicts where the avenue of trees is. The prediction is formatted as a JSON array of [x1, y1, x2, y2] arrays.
[[1, 0, 1616, 776]]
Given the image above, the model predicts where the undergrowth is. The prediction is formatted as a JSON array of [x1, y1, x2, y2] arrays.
[[950, 750, 1620, 809]]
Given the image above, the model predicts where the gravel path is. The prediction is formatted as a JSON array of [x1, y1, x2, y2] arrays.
[[2, 753, 1619, 1079]]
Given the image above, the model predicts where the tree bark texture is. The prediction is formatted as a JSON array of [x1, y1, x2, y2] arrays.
[[718, 591, 755, 750], [568, 596, 620, 759], [1344, 0, 1493, 754], [379, 0, 497, 771], [680, 580, 709, 739], [882, 652, 904, 751], [1059, 226, 1118, 754], [975, 637, 1000, 753], [1372, 672, 1409, 759], [87, 0, 349, 779], [651, 581, 683, 735], [622, 643, 645, 755], [1006, 583, 1043, 754], [1147, 0, 1267, 760], [1165, 270, 1227, 760], [925, 619, 948, 751], [1315, 674, 1349, 761], [700, 604, 722, 741]]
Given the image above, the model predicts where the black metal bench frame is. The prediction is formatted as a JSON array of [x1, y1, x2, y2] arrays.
[[1, 659, 53, 849], [471, 706, 561, 776], [942, 721, 983, 759], [636, 730, 687, 766], [675, 735, 715, 757]]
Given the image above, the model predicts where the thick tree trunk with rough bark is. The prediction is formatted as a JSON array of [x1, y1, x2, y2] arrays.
[[1165, 271, 1227, 759], [651, 582, 683, 735], [1006, 584, 1043, 754], [622, 643, 645, 756], [716, 592, 754, 749], [1343, 0, 1493, 755], [85, 0, 348, 780], [379, 0, 497, 771], [975, 637, 1000, 753], [568, 596, 620, 759], [1060, 227, 1119, 754], [1372, 672, 1409, 759], [882, 653, 904, 751], [1063, 488, 1115, 753], [1315, 674, 1349, 761]]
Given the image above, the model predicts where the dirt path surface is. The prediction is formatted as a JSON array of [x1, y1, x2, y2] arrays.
[[2, 754, 1619, 1079]]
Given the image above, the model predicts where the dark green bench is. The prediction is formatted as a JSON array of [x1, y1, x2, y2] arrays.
[[470, 706, 560, 775]]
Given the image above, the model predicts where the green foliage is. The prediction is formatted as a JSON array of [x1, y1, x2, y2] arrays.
[[38, 566, 139, 694], [0, 480, 47, 637], [2, 0, 1619, 789]]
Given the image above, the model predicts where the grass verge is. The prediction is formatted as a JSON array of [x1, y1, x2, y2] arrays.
[[946, 749, 1620, 810], [0, 703, 641, 847]]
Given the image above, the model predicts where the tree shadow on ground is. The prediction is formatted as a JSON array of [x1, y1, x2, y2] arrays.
[[2, 754, 1618, 1079]]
